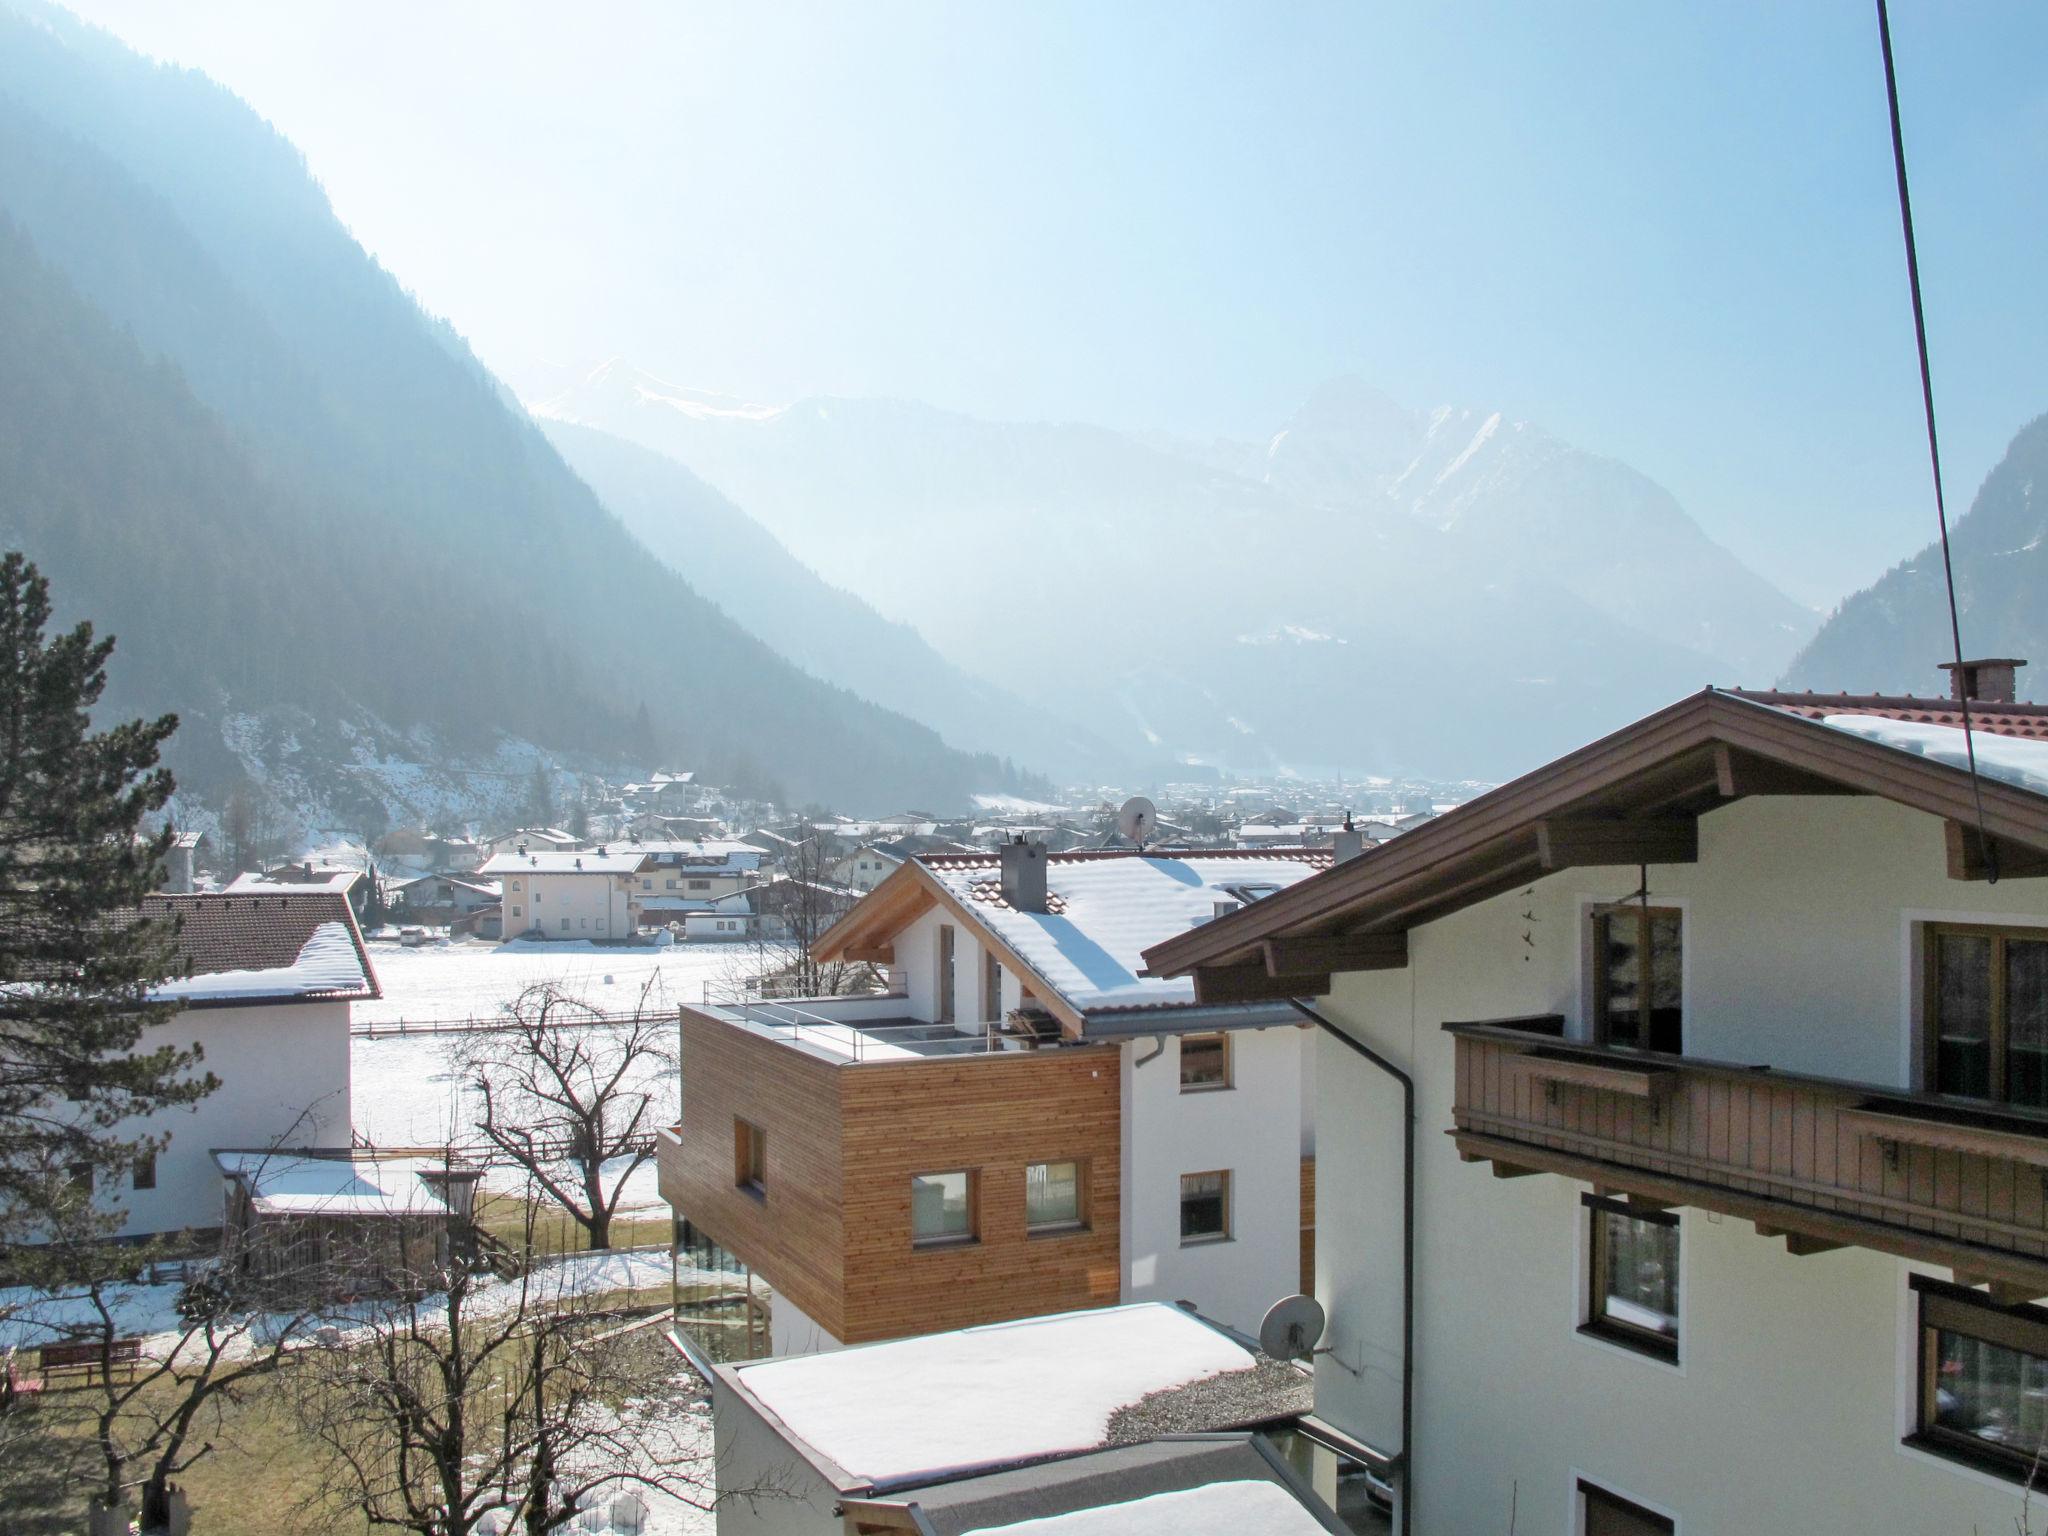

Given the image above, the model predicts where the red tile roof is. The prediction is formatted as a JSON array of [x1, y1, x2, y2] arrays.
[[138, 892, 379, 1001], [1723, 688, 2048, 741]]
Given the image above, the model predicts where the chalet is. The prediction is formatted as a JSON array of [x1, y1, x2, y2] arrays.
[[628, 839, 764, 906], [114, 892, 378, 1237], [706, 1302, 1340, 1536], [657, 842, 1329, 1356], [477, 826, 584, 862], [391, 873, 500, 919], [226, 861, 369, 920], [621, 771, 705, 814], [830, 842, 904, 892], [477, 846, 647, 941], [1142, 663, 2048, 1534]]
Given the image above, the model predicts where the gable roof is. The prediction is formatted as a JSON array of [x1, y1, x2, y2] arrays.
[[476, 849, 647, 876], [1143, 686, 2048, 982], [818, 849, 1328, 1033], [139, 892, 379, 1005]]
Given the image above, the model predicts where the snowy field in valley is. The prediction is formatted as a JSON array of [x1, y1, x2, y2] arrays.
[[350, 938, 785, 1155]]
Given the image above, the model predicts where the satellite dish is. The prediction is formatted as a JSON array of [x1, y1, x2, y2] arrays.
[[1117, 796, 1158, 847], [1259, 1293, 1327, 1363]]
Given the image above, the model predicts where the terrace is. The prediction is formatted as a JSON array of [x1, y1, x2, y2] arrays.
[[696, 991, 1055, 1063]]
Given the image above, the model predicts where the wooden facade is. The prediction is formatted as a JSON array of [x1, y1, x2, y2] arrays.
[[1449, 1021, 2048, 1296], [661, 1008, 1123, 1345]]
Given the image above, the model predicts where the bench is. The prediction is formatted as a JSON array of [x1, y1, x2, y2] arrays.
[[37, 1337, 144, 1385]]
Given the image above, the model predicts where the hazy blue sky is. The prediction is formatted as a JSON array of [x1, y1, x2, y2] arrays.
[[56, 1, 2048, 608]]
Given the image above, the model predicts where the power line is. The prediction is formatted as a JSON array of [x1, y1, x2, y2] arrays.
[[1874, 0, 1996, 882]]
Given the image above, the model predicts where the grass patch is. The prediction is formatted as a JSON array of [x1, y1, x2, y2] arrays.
[[472, 1188, 671, 1259]]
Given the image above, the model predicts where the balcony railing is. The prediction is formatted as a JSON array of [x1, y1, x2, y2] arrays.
[[1447, 1019, 2048, 1294], [693, 992, 1048, 1063]]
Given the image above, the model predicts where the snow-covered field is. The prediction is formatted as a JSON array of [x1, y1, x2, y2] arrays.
[[350, 938, 784, 1148]]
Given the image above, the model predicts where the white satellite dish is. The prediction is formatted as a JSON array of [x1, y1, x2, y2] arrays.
[[1117, 795, 1158, 847], [1259, 1293, 1327, 1363]]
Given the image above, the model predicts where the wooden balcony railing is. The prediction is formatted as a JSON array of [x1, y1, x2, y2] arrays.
[[1447, 1020, 2048, 1296]]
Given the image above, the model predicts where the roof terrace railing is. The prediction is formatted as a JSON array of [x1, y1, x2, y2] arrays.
[[722, 997, 1010, 1062]]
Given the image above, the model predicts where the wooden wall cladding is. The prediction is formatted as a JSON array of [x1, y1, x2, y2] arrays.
[[669, 1011, 1125, 1345]]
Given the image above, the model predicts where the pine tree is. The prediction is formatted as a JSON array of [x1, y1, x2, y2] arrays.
[[0, 553, 214, 1237], [523, 758, 555, 830]]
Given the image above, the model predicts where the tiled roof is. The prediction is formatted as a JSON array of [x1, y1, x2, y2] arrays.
[[1726, 688, 2048, 741], [137, 892, 379, 1002]]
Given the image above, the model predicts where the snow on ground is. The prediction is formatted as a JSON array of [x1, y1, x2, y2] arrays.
[[350, 939, 785, 1146], [729, 1302, 1254, 1485]]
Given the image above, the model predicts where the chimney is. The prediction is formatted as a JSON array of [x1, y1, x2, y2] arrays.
[[1939, 657, 2027, 705], [1332, 813, 1366, 865], [1000, 836, 1047, 913]]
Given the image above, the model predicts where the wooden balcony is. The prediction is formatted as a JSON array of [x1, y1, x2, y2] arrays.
[[1448, 1020, 2048, 1298]]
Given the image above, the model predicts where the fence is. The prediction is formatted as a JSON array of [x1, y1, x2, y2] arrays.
[[351, 1007, 679, 1039]]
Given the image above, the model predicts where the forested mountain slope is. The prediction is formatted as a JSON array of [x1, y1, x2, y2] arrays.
[[0, 2, 1037, 815], [1784, 413, 2048, 699]]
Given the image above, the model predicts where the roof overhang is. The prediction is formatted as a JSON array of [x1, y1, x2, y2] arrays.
[[1144, 688, 2048, 983]]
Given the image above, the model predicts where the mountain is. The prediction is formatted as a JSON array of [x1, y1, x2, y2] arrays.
[[0, 2, 1044, 818], [538, 364, 1818, 781], [1784, 413, 2048, 699], [543, 422, 1108, 779]]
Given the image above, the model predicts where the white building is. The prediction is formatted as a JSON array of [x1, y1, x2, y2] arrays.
[[1143, 673, 2048, 1534], [477, 847, 647, 941], [477, 827, 583, 863], [829, 842, 904, 892], [117, 892, 378, 1236]]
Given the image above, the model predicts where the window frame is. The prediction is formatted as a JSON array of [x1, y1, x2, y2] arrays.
[[936, 923, 957, 1025], [1025, 1159, 1086, 1235], [1579, 1193, 1681, 1364], [1589, 902, 1685, 1054], [910, 1168, 977, 1248], [1909, 1274, 2048, 1487], [132, 1153, 156, 1192], [1576, 1476, 1676, 1535], [734, 1117, 766, 1198], [1179, 1168, 1232, 1246], [1179, 1032, 1232, 1093], [1923, 922, 2048, 1106]]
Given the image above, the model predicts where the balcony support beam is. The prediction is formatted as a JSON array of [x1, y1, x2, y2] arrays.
[[1191, 961, 1331, 1006], [1714, 745, 1861, 799], [1944, 821, 2048, 882], [1535, 817, 1698, 870]]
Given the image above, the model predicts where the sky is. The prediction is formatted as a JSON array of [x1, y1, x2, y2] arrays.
[[52, 1, 2048, 608]]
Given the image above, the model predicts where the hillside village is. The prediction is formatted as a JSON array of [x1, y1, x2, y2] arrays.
[[4, 5, 2048, 1536]]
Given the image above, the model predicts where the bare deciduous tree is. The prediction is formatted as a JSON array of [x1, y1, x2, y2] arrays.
[[460, 984, 673, 1252], [291, 1208, 719, 1536]]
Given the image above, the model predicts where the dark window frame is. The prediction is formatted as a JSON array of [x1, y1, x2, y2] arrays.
[[1909, 1274, 2048, 1487], [1180, 1168, 1231, 1245], [937, 924, 957, 1025], [132, 1153, 156, 1192], [1577, 1477, 1675, 1535], [1179, 1032, 1232, 1093], [1025, 1158, 1087, 1235], [1580, 1193, 1680, 1363], [1590, 902, 1684, 1055], [1924, 922, 2048, 1106], [734, 1117, 766, 1199], [910, 1168, 977, 1249]]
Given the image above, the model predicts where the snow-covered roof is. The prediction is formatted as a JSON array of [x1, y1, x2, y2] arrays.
[[959, 1479, 1333, 1536], [1820, 715, 2048, 798], [726, 1304, 1255, 1487], [477, 849, 647, 875], [629, 839, 763, 866], [214, 1150, 470, 1217], [920, 851, 1328, 1014], [153, 920, 373, 1004], [227, 866, 361, 895]]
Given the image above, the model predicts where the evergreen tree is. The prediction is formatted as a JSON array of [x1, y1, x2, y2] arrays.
[[523, 759, 555, 830], [0, 553, 213, 1237]]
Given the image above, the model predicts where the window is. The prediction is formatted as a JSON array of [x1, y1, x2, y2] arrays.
[[65, 1162, 93, 1198], [1180, 1170, 1230, 1244], [511, 905, 522, 917], [689, 879, 711, 891], [1578, 1479, 1674, 1536], [937, 924, 957, 1025], [1582, 1195, 1679, 1361], [1911, 1276, 2048, 1484], [1179, 1033, 1230, 1092], [580, 918, 588, 929], [641, 878, 652, 890], [510, 880, 522, 893], [1026, 1161, 1083, 1232], [1592, 903, 1683, 1053], [667, 878, 679, 890], [911, 1170, 974, 1246], [1926, 924, 2048, 1107], [734, 1119, 766, 1196], [984, 950, 1003, 1021], [132, 1154, 155, 1191], [560, 918, 570, 932]]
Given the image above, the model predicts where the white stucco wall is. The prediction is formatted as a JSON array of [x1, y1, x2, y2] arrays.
[[712, 1378, 842, 1536], [895, 906, 1012, 1027], [1120, 1025, 1306, 1336], [117, 998, 353, 1236], [499, 871, 631, 941], [1311, 792, 2048, 1533]]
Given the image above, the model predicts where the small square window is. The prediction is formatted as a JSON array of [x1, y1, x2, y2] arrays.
[[132, 1154, 156, 1191], [911, 1170, 975, 1246], [1026, 1160, 1083, 1232], [511, 905, 522, 917], [735, 1119, 766, 1196], [1582, 1194, 1679, 1361], [1179, 1033, 1230, 1092], [1180, 1169, 1230, 1244], [560, 918, 570, 932]]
